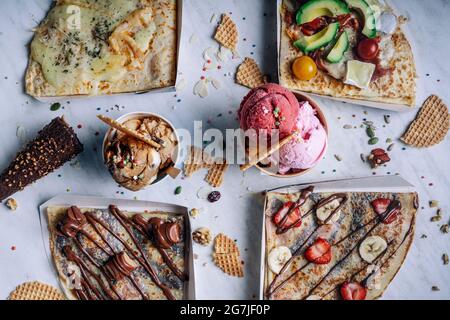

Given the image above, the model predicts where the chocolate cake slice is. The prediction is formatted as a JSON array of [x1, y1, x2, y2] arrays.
[[0, 117, 83, 201]]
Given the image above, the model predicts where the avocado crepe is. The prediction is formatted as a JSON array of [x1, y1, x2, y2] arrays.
[[279, 0, 416, 107]]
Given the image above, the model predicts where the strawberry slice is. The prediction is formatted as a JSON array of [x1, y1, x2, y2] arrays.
[[273, 201, 302, 230], [371, 198, 391, 215], [371, 198, 399, 224], [304, 238, 332, 265], [340, 282, 367, 300]]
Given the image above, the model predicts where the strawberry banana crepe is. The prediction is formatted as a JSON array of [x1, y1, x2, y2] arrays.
[[47, 205, 188, 300], [264, 186, 418, 300]]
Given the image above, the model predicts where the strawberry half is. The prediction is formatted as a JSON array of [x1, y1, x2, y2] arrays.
[[371, 198, 399, 224], [304, 238, 332, 265], [273, 201, 302, 231], [340, 281, 367, 300]]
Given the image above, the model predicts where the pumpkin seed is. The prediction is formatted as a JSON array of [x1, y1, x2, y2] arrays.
[[368, 137, 379, 145], [387, 143, 395, 151], [50, 102, 61, 111], [334, 154, 342, 162], [366, 127, 376, 138], [440, 224, 449, 234], [174, 186, 182, 195]]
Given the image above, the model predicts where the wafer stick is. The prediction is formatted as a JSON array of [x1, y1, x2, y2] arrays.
[[97, 115, 161, 149], [240, 132, 297, 172]]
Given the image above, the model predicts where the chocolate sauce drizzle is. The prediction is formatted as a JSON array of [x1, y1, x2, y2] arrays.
[[266, 195, 403, 300], [319, 217, 414, 300], [266, 192, 347, 298], [58, 205, 186, 300], [276, 186, 314, 234]]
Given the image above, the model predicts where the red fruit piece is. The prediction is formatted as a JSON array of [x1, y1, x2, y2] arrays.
[[371, 198, 391, 215], [273, 201, 302, 230], [371, 198, 399, 224], [340, 282, 367, 300], [304, 238, 332, 265]]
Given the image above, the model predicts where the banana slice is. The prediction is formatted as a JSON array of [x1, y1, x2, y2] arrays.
[[359, 236, 388, 263], [316, 199, 342, 224], [268, 246, 292, 274]]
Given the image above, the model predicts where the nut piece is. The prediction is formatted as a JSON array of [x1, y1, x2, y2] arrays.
[[192, 227, 212, 246], [190, 208, 200, 218], [429, 200, 439, 208], [5, 198, 17, 211], [368, 148, 390, 168]]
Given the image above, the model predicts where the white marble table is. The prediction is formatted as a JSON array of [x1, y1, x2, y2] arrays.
[[0, 0, 449, 300]]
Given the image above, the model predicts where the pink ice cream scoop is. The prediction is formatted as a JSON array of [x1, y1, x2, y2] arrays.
[[277, 101, 327, 173], [238, 83, 300, 138]]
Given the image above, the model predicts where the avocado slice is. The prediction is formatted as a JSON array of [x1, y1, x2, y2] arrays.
[[294, 22, 340, 54], [297, 0, 349, 25], [345, 0, 377, 38], [326, 31, 349, 63]]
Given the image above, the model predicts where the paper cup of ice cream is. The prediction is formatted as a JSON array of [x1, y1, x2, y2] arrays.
[[102, 112, 180, 191], [238, 83, 328, 178]]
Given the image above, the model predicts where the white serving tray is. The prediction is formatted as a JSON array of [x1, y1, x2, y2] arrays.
[[39, 194, 196, 300], [259, 175, 416, 299], [276, 0, 419, 112]]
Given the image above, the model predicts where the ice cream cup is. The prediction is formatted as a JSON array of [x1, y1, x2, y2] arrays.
[[255, 92, 328, 178], [102, 111, 180, 188]]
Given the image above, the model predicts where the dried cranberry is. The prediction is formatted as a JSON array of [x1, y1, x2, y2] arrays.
[[207, 191, 221, 203]]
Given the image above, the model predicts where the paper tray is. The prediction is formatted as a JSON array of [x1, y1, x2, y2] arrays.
[[33, 0, 183, 102], [39, 194, 195, 300], [276, 0, 418, 112], [259, 175, 416, 299]]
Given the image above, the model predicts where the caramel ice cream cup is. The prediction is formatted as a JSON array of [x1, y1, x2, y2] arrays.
[[102, 112, 180, 189]]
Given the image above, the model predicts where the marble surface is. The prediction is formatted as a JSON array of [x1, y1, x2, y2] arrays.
[[0, 0, 449, 300]]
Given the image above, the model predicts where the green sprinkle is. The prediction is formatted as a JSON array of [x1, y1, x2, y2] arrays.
[[368, 137, 379, 145], [366, 127, 375, 138], [275, 121, 280, 126], [50, 102, 61, 111], [174, 186, 182, 195]]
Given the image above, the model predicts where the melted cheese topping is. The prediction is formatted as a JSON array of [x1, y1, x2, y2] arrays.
[[30, 0, 159, 93]]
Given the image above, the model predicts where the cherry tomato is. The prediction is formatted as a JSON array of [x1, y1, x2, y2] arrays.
[[292, 56, 317, 81], [357, 38, 379, 60]]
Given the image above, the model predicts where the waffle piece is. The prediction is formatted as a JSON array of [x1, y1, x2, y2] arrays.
[[240, 132, 297, 172], [0, 117, 83, 202], [214, 14, 238, 52], [401, 95, 449, 147], [213, 233, 244, 277], [8, 281, 65, 300], [205, 162, 228, 188], [184, 146, 209, 177], [236, 57, 266, 89], [98, 114, 161, 148]]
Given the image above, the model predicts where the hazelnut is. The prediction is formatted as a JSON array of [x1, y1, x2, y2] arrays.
[[192, 227, 212, 246], [5, 198, 17, 211]]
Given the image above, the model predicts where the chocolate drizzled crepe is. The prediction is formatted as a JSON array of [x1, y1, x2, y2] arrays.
[[264, 188, 418, 300], [0, 117, 83, 202], [47, 205, 188, 300]]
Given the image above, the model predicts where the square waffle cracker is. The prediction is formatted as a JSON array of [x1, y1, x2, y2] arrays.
[[401, 95, 449, 147], [183, 146, 213, 177], [213, 233, 244, 277], [214, 14, 238, 52], [205, 162, 228, 188], [236, 57, 266, 89], [8, 281, 65, 300]]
